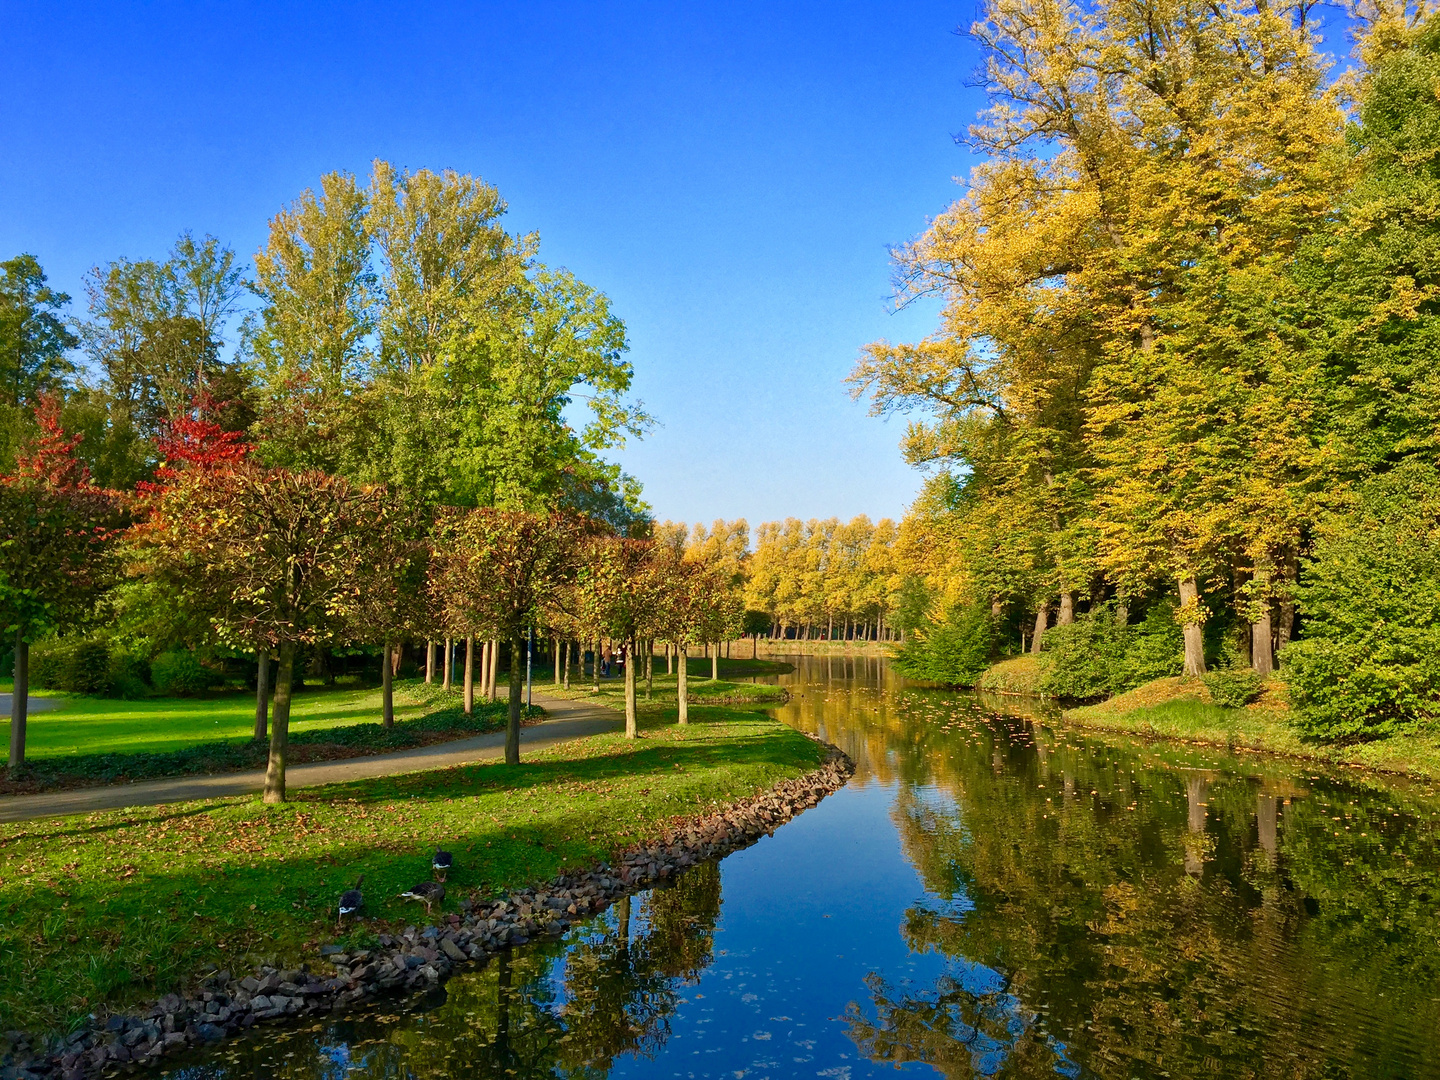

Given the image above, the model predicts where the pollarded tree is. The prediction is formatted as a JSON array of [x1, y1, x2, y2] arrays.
[[0, 398, 126, 770], [431, 508, 582, 762], [138, 465, 393, 801], [347, 499, 431, 729], [567, 536, 668, 737]]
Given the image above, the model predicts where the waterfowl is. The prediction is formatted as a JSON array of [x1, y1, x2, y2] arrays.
[[338, 875, 364, 928], [399, 880, 445, 914], [432, 850, 454, 882]]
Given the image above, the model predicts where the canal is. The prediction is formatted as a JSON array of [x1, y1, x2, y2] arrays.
[[166, 654, 1440, 1078]]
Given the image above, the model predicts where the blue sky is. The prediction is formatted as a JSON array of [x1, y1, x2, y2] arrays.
[[1, 1, 986, 528]]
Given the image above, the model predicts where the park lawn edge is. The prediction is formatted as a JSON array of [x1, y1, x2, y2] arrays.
[[1061, 676, 1440, 782], [0, 701, 824, 1036], [0, 689, 540, 795]]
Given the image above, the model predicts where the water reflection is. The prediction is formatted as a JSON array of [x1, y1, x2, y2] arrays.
[[169, 654, 1440, 1079]]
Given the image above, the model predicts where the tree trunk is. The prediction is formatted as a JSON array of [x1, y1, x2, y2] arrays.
[[827, 615, 833, 640], [382, 641, 395, 728], [391, 643, 402, 676], [667, 641, 673, 675], [592, 640, 601, 692], [553, 637, 561, 686], [645, 640, 653, 699], [562, 641, 571, 690], [1179, 577, 1207, 677], [1252, 611, 1275, 677], [1276, 551, 1297, 660], [677, 643, 689, 725], [1030, 602, 1049, 654], [425, 639, 434, 684], [1058, 591, 1075, 626], [506, 632, 524, 765], [991, 599, 1003, 619], [464, 636, 475, 715], [711, 646, 719, 681], [1115, 600, 1129, 626], [9, 630, 29, 771], [488, 639, 499, 702], [263, 640, 297, 803], [753, 634, 758, 659], [442, 636, 452, 691], [624, 637, 638, 738], [253, 649, 270, 742]]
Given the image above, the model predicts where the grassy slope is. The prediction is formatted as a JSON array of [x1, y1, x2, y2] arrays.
[[976, 655, 1044, 696], [1064, 676, 1440, 780], [18, 680, 436, 760], [0, 703, 823, 1034]]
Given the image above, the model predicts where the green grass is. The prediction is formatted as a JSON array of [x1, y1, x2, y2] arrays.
[[0, 702, 824, 1035], [17, 680, 439, 761], [1064, 676, 1440, 781], [976, 655, 1044, 696], [3, 684, 533, 792], [541, 656, 791, 709]]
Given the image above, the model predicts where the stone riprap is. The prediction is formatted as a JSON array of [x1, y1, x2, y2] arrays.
[[0, 742, 853, 1080]]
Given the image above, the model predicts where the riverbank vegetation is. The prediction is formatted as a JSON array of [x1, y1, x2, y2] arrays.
[[0, 703, 823, 1034], [854, 8, 1440, 746]]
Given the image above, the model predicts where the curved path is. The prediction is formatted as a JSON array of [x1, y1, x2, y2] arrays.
[[0, 694, 619, 825]]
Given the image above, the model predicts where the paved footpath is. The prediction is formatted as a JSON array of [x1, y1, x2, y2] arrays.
[[0, 693, 618, 825]]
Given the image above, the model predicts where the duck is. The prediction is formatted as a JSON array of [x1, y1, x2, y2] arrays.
[[398, 880, 445, 914], [432, 850, 454, 882], [338, 875, 364, 928]]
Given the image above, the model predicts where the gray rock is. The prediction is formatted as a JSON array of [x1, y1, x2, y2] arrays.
[[195, 1023, 225, 1042], [440, 938, 466, 962]]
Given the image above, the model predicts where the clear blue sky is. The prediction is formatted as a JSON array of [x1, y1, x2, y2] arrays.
[[1, 2, 990, 527]]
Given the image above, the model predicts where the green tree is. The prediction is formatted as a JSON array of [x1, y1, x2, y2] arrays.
[[0, 255, 76, 410]]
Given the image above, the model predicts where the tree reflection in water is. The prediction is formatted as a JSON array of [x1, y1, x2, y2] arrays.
[[165, 862, 722, 1080]]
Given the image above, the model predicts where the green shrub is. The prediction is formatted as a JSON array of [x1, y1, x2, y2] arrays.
[[27, 638, 113, 694], [1203, 668, 1264, 707], [150, 650, 213, 697], [1120, 602, 1185, 687], [1037, 602, 1183, 700], [1039, 608, 1129, 700], [893, 604, 995, 686], [1284, 462, 1440, 740]]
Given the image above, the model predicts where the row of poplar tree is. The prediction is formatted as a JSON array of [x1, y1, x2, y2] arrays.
[[851, 1, 1440, 740]]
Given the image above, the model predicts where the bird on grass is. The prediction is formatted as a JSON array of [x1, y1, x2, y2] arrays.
[[399, 880, 445, 914], [432, 850, 454, 882], [338, 875, 364, 929]]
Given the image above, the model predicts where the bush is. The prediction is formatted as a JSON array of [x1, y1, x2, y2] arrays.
[[1204, 668, 1264, 707], [1037, 602, 1183, 700], [1284, 462, 1440, 740], [150, 650, 213, 697], [1120, 602, 1185, 688], [893, 604, 996, 686], [28, 638, 113, 694], [1039, 608, 1129, 700]]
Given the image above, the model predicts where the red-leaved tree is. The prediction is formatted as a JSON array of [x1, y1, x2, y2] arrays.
[[1, 397, 126, 770]]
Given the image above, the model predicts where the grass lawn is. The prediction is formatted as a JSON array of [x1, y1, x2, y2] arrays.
[[1064, 676, 1440, 781], [16, 680, 442, 760], [0, 701, 824, 1035], [541, 655, 791, 710]]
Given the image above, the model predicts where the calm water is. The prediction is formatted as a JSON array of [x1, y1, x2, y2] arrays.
[[167, 655, 1440, 1079]]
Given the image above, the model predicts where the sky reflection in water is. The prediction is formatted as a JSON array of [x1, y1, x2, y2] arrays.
[[163, 655, 1440, 1079]]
